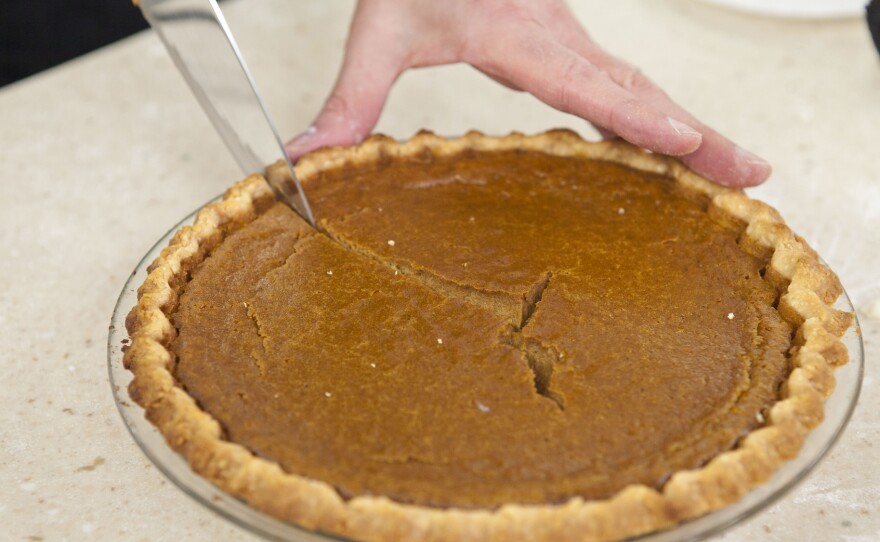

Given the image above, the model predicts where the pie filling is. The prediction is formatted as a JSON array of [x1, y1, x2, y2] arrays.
[[170, 151, 792, 509]]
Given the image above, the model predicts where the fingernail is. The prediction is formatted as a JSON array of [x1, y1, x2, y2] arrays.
[[667, 117, 702, 139], [734, 146, 772, 184], [735, 145, 769, 167], [736, 147, 770, 168]]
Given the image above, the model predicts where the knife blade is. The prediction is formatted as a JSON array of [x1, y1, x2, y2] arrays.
[[138, 0, 315, 226]]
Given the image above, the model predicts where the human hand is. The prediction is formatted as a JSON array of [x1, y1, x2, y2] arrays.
[[285, 0, 771, 187]]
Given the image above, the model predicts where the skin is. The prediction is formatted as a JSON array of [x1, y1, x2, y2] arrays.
[[285, 0, 771, 188]]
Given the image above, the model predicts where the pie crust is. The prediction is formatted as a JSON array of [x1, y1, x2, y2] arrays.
[[124, 130, 852, 542]]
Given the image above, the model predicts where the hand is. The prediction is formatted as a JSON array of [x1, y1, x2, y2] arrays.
[[285, 0, 771, 187]]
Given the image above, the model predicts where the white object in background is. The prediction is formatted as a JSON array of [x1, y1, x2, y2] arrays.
[[698, 0, 866, 19], [863, 298, 880, 320]]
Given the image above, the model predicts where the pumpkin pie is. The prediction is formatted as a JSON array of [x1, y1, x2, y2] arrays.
[[124, 130, 852, 541]]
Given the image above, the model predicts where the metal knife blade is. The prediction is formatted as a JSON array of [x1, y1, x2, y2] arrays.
[[138, 0, 315, 226]]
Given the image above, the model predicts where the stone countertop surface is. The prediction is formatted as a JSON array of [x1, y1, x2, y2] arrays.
[[1, 0, 877, 540]]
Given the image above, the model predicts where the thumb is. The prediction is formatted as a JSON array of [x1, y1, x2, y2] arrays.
[[285, 51, 400, 161]]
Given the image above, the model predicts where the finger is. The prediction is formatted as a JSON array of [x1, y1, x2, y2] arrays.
[[607, 60, 770, 187], [682, 141, 772, 188], [285, 61, 399, 161], [566, 44, 771, 187], [640, 88, 772, 187], [469, 32, 702, 157], [285, 8, 404, 160]]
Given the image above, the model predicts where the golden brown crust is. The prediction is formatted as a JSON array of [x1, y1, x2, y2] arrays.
[[125, 130, 851, 542]]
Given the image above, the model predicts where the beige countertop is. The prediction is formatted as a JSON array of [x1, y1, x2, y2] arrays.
[[1, 0, 877, 540]]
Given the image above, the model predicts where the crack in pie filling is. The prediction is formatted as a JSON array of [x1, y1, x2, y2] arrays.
[[125, 130, 852, 542]]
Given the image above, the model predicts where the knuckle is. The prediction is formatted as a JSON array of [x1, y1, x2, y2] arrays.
[[617, 67, 656, 94], [320, 92, 367, 141], [322, 92, 353, 119], [467, 1, 549, 64], [556, 60, 603, 111], [483, 0, 543, 27], [556, 62, 580, 111]]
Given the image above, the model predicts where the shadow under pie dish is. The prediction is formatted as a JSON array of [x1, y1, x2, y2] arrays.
[[123, 130, 853, 542]]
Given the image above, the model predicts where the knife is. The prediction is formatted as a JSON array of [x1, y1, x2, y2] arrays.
[[137, 0, 316, 226]]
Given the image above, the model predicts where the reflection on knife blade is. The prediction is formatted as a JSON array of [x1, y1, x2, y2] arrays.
[[137, 0, 315, 226]]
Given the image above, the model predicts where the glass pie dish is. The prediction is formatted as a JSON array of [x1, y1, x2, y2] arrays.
[[108, 198, 865, 542]]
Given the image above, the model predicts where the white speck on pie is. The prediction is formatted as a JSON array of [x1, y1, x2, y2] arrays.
[[476, 401, 491, 413], [378, 207, 383, 212], [727, 312, 735, 320], [756, 411, 766, 424], [618, 207, 626, 215], [469, 216, 475, 222], [394, 269, 399, 276], [370, 363, 376, 368], [387, 240, 396, 246], [324, 392, 332, 398], [326, 270, 333, 276], [437, 338, 443, 345]]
